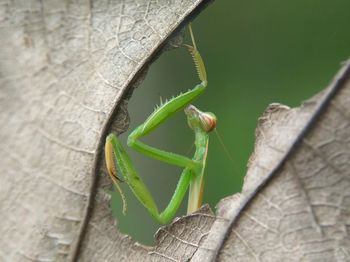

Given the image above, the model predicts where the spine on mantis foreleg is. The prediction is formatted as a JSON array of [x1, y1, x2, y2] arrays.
[[139, 82, 207, 137], [138, 25, 208, 137]]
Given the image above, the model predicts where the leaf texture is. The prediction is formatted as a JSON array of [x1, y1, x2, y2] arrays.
[[192, 60, 350, 261], [0, 1, 212, 261], [2, 1, 349, 261]]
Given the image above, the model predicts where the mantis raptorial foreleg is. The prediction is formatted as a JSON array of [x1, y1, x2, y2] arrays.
[[105, 25, 216, 224]]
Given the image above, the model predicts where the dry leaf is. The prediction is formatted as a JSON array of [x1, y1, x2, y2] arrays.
[[0, 1, 212, 261], [2, 1, 349, 261], [192, 60, 350, 261]]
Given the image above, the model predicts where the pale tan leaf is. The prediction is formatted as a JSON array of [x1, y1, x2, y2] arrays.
[[0, 1, 212, 261], [192, 60, 350, 261], [3, 1, 349, 261]]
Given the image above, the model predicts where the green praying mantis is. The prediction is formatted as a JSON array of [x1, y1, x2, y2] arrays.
[[105, 25, 216, 224]]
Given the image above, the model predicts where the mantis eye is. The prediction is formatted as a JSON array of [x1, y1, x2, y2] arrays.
[[184, 105, 217, 132], [199, 112, 217, 133]]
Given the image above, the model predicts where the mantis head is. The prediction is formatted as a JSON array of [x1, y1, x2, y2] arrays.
[[184, 105, 217, 133]]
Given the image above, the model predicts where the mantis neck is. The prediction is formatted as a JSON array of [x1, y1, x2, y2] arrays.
[[187, 130, 209, 214]]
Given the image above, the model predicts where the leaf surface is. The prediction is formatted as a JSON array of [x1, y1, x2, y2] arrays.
[[192, 60, 350, 261], [0, 1, 212, 261]]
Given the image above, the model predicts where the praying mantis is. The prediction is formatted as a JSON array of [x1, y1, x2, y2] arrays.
[[105, 25, 216, 224]]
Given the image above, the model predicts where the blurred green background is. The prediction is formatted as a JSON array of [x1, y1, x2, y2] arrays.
[[111, 0, 350, 245]]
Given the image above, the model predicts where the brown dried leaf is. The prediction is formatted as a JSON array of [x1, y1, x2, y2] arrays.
[[192, 60, 350, 261], [3, 1, 349, 261], [0, 1, 212, 261]]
